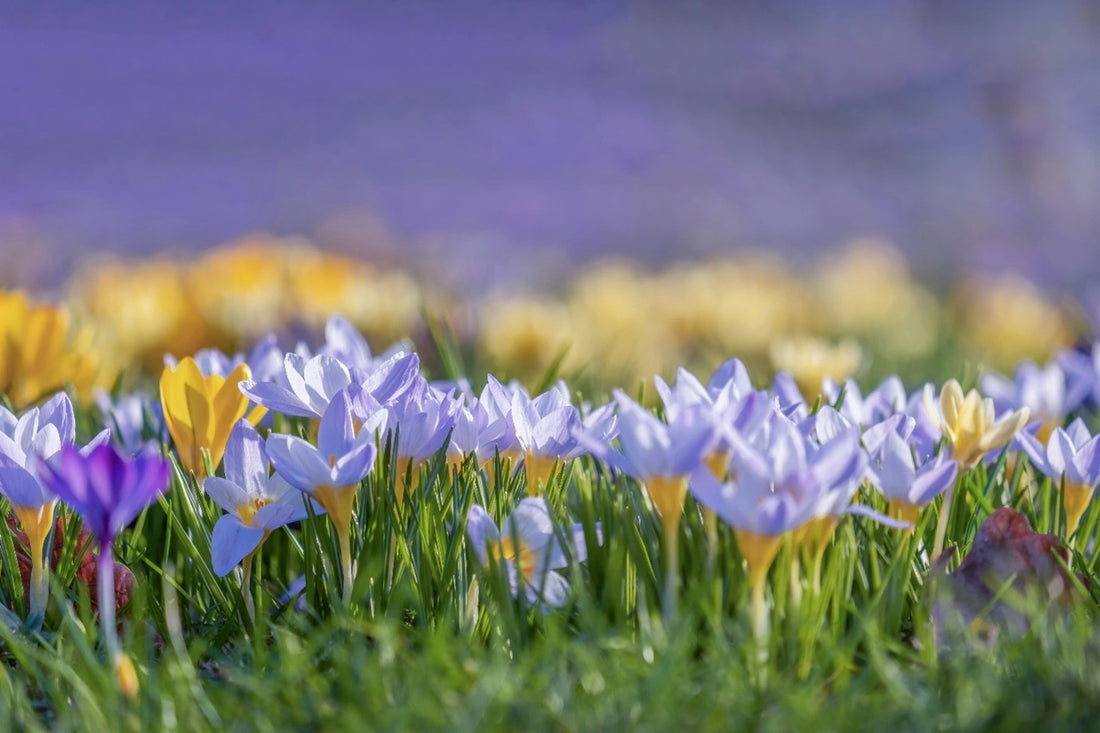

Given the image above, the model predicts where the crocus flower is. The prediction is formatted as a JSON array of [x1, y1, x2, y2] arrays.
[[266, 391, 378, 602], [582, 390, 715, 615], [924, 379, 1029, 558], [691, 414, 899, 634], [0, 294, 98, 408], [160, 356, 260, 480], [981, 360, 1088, 444], [510, 382, 583, 494], [822, 375, 908, 428], [384, 382, 461, 503], [466, 497, 595, 609], [206, 420, 323, 576], [1018, 419, 1100, 537], [242, 350, 420, 421], [40, 443, 170, 697], [446, 398, 513, 470], [866, 430, 958, 528], [239, 353, 352, 420], [0, 393, 105, 620], [96, 389, 166, 454], [206, 420, 323, 616]]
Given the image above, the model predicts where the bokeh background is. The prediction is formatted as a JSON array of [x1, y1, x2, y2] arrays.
[[4, 0, 1099, 291], [2, 0, 1099, 394]]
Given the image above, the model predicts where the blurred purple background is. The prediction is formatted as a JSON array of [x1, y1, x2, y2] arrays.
[[2, 0, 1099, 293]]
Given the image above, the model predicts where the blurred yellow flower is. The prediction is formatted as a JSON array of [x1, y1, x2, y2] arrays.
[[814, 239, 938, 358], [69, 259, 211, 373], [287, 253, 421, 346], [954, 275, 1073, 371], [187, 236, 310, 341], [770, 336, 862, 399], [479, 296, 574, 385], [0, 291, 99, 408], [160, 357, 261, 480]]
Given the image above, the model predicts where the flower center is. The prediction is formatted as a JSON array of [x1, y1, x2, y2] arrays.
[[237, 497, 272, 527]]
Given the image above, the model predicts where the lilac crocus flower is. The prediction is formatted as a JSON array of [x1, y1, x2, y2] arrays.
[[822, 375, 908, 428], [0, 393, 107, 620], [510, 382, 583, 494], [466, 497, 595, 609], [318, 315, 413, 375], [240, 353, 354, 419], [266, 390, 378, 601], [384, 382, 461, 501], [581, 390, 716, 615], [981, 360, 1089, 442], [691, 416, 899, 605], [40, 443, 170, 689], [447, 398, 513, 468], [1058, 344, 1099, 408], [1018, 418, 1100, 537], [866, 430, 958, 528], [205, 420, 323, 578], [95, 389, 166, 453]]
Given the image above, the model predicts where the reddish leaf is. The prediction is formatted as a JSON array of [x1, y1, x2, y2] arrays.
[[931, 507, 1081, 639]]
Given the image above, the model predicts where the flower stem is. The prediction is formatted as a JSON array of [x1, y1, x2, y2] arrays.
[[662, 516, 680, 621], [241, 553, 256, 621], [704, 508, 718, 576], [97, 545, 120, 661], [811, 543, 827, 597], [338, 529, 354, 605], [931, 480, 957, 561]]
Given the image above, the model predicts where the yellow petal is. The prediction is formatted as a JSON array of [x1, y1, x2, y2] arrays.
[[939, 379, 964, 433]]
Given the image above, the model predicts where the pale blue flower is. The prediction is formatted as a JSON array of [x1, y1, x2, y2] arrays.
[[205, 420, 323, 576]]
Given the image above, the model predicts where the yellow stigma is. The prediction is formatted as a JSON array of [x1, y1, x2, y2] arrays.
[[236, 497, 273, 528], [490, 535, 538, 580]]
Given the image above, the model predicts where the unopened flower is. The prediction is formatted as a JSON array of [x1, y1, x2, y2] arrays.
[[160, 356, 260, 479]]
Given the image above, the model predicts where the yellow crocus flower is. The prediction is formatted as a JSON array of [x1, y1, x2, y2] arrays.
[[160, 357, 262, 480], [927, 379, 1029, 558], [0, 291, 99, 408], [931, 379, 1029, 471]]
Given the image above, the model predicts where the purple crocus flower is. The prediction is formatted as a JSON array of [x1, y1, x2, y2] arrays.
[[1018, 418, 1100, 536], [0, 393, 109, 620], [865, 429, 958, 528], [40, 443, 170, 687], [205, 420, 323, 578], [240, 353, 354, 419], [510, 381, 583, 494], [981, 360, 1089, 441], [265, 390, 378, 601], [41, 443, 170, 553], [466, 497, 596, 609]]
